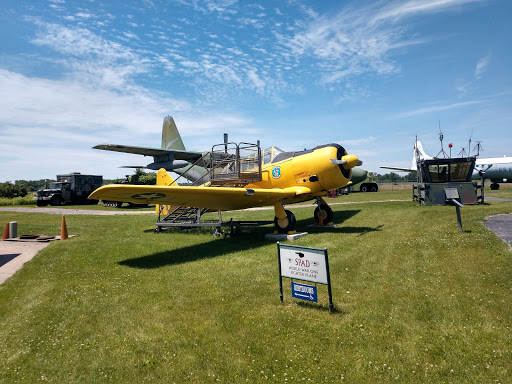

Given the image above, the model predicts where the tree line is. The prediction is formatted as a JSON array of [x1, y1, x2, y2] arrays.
[[1, 170, 415, 199], [1, 169, 158, 199]]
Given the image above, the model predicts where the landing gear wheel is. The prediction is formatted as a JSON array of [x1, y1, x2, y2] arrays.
[[50, 196, 62, 206], [361, 184, 368, 192], [490, 183, 500, 190], [274, 210, 296, 234], [314, 204, 333, 225]]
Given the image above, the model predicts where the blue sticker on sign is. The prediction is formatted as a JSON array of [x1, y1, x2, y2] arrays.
[[291, 282, 318, 302]]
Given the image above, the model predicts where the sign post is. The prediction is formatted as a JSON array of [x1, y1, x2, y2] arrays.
[[277, 242, 334, 313]]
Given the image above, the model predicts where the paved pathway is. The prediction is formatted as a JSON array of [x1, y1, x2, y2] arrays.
[[0, 240, 50, 285], [484, 214, 512, 250]]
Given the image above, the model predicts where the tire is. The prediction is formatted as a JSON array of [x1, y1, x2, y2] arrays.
[[314, 204, 333, 225], [274, 210, 296, 234], [360, 184, 368, 192], [50, 196, 62, 206], [370, 184, 378, 192], [490, 183, 500, 190]]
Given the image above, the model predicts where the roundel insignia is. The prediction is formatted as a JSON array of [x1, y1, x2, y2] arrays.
[[272, 166, 281, 179], [119, 192, 166, 199]]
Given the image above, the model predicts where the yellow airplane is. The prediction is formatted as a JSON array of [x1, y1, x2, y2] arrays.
[[89, 120, 361, 234]]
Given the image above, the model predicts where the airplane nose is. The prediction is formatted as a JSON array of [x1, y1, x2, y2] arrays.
[[341, 154, 361, 169]]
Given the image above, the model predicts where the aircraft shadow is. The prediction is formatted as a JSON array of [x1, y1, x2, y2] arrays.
[[120, 209, 382, 269]]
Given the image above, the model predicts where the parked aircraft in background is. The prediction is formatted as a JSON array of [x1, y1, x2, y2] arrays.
[[94, 116, 202, 172], [382, 140, 512, 190], [90, 117, 361, 233]]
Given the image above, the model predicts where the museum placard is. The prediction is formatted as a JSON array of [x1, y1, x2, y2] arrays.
[[278, 243, 328, 284]]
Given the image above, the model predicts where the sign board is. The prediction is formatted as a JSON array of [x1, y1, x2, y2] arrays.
[[278, 243, 328, 284], [277, 242, 334, 313], [291, 282, 317, 302]]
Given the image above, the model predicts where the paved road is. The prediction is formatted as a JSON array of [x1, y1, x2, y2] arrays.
[[484, 214, 512, 249], [0, 207, 154, 215]]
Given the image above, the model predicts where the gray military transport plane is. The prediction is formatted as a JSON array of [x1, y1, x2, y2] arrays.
[[93, 116, 202, 172]]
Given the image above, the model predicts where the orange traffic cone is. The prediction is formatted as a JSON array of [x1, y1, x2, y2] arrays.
[[1, 223, 9, 240], [60, 216, 68, 240]]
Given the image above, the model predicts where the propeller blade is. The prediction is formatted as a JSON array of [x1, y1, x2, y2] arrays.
[[330, 159, 347, 165]]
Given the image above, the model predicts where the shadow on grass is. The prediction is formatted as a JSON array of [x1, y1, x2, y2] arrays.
[[121, 210, 383, 269], [294, 301, 349, 315]]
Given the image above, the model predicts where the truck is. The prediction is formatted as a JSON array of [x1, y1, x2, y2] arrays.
[[35, 172, 103, 206], [330, 168, 379, 196]]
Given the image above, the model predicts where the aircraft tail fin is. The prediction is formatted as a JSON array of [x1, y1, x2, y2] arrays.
[[157, 168, 176, 186], [412, 140, 433, 170], [162, 116, 186, 150], [156, 168, 176, 215]]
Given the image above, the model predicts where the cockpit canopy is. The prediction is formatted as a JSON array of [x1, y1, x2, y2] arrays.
[[262, 146, 285, 165]]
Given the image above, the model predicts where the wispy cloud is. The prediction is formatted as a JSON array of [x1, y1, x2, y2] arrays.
[[392, 100, 484, 119], [281, 0, 484, 88], [372, 0, 484, 24], [474, 53, 491, 79], [456, 53, 492, 94]]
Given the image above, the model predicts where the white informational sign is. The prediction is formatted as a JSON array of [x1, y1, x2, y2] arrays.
[[279, 244, 328, 284]]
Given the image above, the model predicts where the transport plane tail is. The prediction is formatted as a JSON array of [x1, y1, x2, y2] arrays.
[[381, 140, 433, 172], [161, 116, 186, 151]]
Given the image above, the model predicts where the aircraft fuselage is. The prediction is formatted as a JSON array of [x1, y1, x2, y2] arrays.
[[245, 144, 358, 203]]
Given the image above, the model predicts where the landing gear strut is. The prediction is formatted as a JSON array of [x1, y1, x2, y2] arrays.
[[314, 197, 334, 226]]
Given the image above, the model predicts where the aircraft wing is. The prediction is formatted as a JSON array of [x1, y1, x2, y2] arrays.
[[89, 184, 299, 211], [380, 166, 417, 172], [93, 144, 203, 161]]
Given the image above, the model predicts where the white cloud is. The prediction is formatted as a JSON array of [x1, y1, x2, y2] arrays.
[[474, 54, 490, 79], [372, 0, 484, 23], [391, 100, 484, 119]]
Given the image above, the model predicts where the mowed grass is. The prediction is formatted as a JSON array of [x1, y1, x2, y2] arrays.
[[0, 190, 511, 383]]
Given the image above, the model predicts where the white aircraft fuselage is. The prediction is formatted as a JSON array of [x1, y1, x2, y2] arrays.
[[473, 157, 512, 182]]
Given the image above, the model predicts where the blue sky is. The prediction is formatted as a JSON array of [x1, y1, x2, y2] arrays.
[[1, 0, 511, 181]]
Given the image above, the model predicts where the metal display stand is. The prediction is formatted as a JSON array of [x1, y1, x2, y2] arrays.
[[155, 141, 271, 235]]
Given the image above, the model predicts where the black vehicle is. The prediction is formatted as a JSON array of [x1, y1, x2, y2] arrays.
[[36, 173, 103, 206]]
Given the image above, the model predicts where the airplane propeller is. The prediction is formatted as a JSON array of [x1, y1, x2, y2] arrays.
[[478, 164, 493, 177], [330, 158, 363, 166]]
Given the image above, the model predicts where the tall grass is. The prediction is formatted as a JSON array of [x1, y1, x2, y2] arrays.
[[0, 195, 35, 206]]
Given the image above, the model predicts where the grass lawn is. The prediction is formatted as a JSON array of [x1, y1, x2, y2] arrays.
[[0, 190, 511, 383]]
